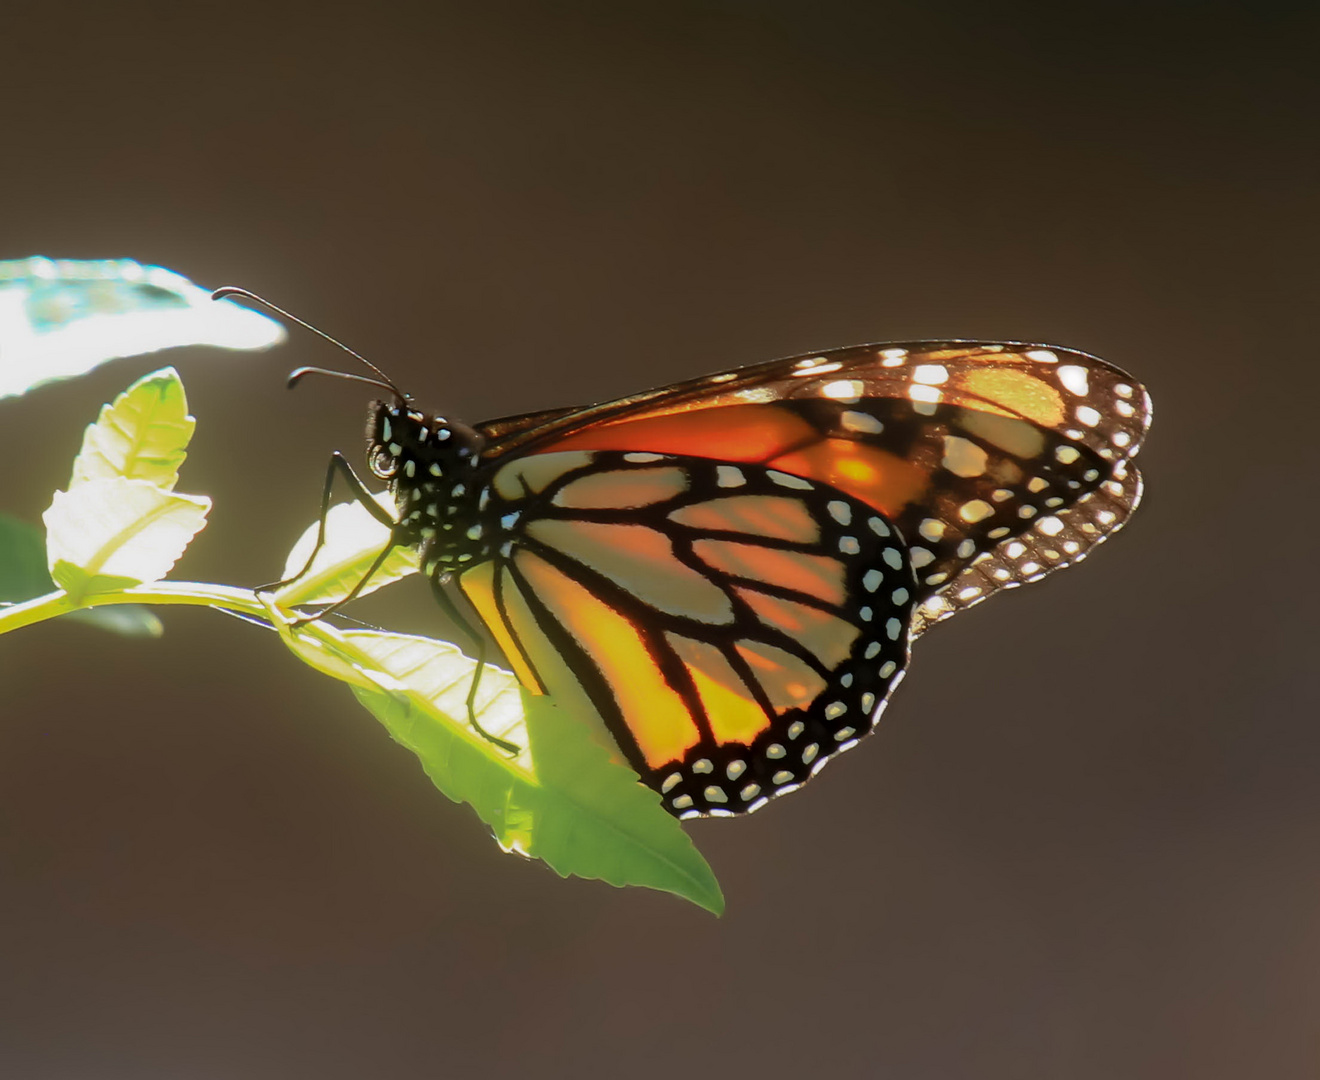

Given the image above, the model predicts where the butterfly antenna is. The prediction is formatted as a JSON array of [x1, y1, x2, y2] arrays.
[[212, 286, 410, 401]]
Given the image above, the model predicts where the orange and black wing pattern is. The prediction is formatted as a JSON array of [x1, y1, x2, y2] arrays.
[[459, 451, 916, 817], [476, 341, 1151, 634], [449, 341, 1151, 816]]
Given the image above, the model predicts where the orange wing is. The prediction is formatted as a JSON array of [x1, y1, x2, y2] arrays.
[[459, 451, 916, 817], [476, 341, 1152, 633]]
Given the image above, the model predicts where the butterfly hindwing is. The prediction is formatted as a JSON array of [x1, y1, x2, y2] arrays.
[[458, 451, 916, 817]]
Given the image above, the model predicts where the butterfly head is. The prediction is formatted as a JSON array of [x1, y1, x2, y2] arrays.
[[366, 400, 486, 485]]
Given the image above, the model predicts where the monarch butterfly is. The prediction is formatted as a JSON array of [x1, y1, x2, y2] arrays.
[[216, 289, 1151, 819]]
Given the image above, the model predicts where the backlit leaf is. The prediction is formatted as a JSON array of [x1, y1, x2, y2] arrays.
[[69, 367, 195, 490], [274, 492, 418, 609], [44, 478, 210, 602], [277, 620, 723, 913]]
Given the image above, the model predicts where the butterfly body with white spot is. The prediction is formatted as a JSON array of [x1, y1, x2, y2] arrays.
[[365, 401, 501, 575]]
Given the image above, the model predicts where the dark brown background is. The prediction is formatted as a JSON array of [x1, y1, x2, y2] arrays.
[[1, 3, 1317, 1077]]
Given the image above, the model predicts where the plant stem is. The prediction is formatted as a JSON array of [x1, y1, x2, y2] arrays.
[[0, 581, 268, 635]]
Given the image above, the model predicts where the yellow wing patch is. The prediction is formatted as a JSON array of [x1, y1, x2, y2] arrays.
[[514, 548, 701, 768], [955, 367, 1065, 426], [665, 634, 767, 747]]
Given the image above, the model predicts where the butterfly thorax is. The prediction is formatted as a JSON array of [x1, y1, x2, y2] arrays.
[[366, 400, 498, 575]]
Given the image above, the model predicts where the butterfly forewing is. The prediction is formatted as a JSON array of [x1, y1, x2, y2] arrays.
[[458, 451, 916, 817], [475, 342, 1151, 631]]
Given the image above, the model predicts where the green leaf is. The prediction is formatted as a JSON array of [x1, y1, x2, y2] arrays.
[[69, 366, 195, 490], [43, 477, 210, 602], [277, 621, 723, 913], [40, 368, 211, 604], [0, 513, 51, 602], [0, 511, 162, 636], [0, 257, 285, 400], [273, 492, 418, 609]]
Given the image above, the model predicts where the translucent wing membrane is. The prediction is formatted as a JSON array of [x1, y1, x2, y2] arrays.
[[475, 342, 1152, 633], [459, 452, 916, 818], [911, 455, 1145, 633]]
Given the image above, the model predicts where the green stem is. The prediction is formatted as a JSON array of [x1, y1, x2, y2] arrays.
[[0, 580, 268, 635], [0, 580, 416, 700]]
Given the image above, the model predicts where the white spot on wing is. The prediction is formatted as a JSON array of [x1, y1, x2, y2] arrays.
[[960, 499, 992, 522], [1057, 364, 1089, 395], [821, 379, 863, 402], [908, 383, 941, 413], [768, 470, 813, 490], [793, 358, 842, 376], [941, 435, 988, 477], [839, 410, 883, 434]]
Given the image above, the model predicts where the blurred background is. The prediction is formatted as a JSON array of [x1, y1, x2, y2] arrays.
[[1, 2, 1317, 1077]]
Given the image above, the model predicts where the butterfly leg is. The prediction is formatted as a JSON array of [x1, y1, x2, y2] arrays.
[[285, 540, 397, 629], [258, 451, 399, 595], [427, 569, 520, 755], [255, 451, 403, 626]]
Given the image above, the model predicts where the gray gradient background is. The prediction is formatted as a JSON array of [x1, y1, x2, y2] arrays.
[[1, 3, 1317, 1077]]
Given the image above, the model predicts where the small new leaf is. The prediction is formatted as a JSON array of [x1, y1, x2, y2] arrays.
[[69, 366, 196, 490]]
